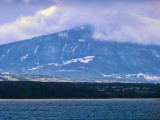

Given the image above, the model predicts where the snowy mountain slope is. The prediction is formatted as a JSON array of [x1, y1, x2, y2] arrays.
[[0, 25, 160, 83]]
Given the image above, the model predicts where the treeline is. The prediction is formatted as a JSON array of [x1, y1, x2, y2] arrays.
[[0, 81, 159, 99]]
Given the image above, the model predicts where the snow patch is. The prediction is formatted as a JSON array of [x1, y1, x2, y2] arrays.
[[71, 45, 78, 55], [101, 73, 160, 81], [152, 50, 160, 59], [47, 56, 95, 67], [20, 54, 28, 61], [125, 74, 136, 78], [48, 63, 60, 66], [34, 45, 39, 54], [155, 54, 160, 59], [63, 60, 76, 65], [2, 72, 9, 75], [78, 56, 94, 63], [1, 75, 19, 81], [35, 62, 39, 65], [79, 66, 88, 70], [137, 73, 144, 78], [58, 32, 68, 38], [137, 73, 160, 81], [62, 44, 68, 52], [55, 70, 77, 72], [63, 56, 95, 65], [95, 80, 102, 83], [6, 46, 14, 54], [79, 39, 85, 42], [87, 43, 90, 50], [81, 26, 85, 29], [28, 66, 43, 71], [0, 55, 5, 58], [101, 74, 122, 79]]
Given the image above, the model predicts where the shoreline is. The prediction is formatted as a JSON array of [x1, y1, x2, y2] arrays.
[[0, 98, 160, 101]]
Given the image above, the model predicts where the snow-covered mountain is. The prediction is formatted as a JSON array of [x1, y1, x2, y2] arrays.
[[0, 25, 160, 83]]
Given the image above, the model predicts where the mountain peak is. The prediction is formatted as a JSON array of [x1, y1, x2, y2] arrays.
[[0, 25, 160, 83]]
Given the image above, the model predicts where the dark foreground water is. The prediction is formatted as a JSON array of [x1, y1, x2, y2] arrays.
[[0, 99, 159, 120]]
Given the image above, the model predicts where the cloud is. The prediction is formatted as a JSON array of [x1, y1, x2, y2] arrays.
[[1, 0, 56, 4], [0, 0, 160, 45], [0, 6, 57, 44], [92, 12, 160, 44], [24, 0, 30, 3]]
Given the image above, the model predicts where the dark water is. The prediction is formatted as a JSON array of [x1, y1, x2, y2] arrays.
[[0, 99, 159, 120]]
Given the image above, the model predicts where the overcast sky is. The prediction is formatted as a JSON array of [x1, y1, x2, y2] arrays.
[[0, 0, 160, 45]]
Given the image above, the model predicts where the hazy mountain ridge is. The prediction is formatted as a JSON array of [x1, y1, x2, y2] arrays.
[[0, 25, 160, 83]]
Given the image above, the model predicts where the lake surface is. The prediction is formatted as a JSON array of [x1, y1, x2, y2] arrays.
[[0, 99, 159, 120]]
